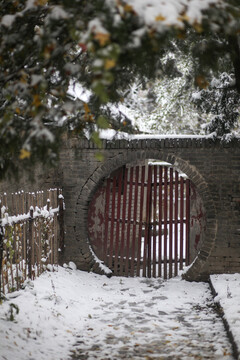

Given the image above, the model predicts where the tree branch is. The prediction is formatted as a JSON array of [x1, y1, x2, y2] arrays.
[[228, 35, 240, 94]]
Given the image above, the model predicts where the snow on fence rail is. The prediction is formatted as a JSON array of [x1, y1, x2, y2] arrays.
[[0, 189, 64, 297]]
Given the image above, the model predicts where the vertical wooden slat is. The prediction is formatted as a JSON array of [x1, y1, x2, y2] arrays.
[[163, 166, 168, 279], [58, 196, 64, 254], [39, 220, 43, 274], [23, 222, 27, 280], [28, 207, 34, 279], [12, 224, 17, 290], [180, 177, 184, 270], [25, 192, 29, 215], [4, 232, 9, 293], [136, 166, 145, 277], [143, 165, 152, 278], [125, 167, 134, 276], [147, 166, 153, 279], [114, 170, 123, 274], [41, 191, 44, 209], [35, 223, 39, 277], [15, 192, 20, 215], [130, 166, 139, 277], [185, 179, 190, 266], [11, 193, 14, 216], [158, 166, 163, 278], [0, 221, 3, 295], [19, 223, 23, 276], [54, 213, 58, 267], [103, 178, 111, 264], [174, 171, 179, 277], [50, 217, 54, 267], [152, 166, 157, 278], [169, 168, 173, 279], [119, 168, 128, 276], [32, 220, 36, 280], [108, 176, 117, 269], [21, 191, 24, 215]]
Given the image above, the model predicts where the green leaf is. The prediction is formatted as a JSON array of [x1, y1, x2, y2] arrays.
[[91, 131, 102, 148], [97, 115, 109, 129], [95, 152, 104, 161]]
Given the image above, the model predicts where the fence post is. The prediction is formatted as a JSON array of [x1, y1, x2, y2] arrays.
[[0, 224, 3, 299], [58, 195, 64, 253], [28, 207, 34, 279]]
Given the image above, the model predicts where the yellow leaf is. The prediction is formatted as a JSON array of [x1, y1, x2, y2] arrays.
[[84, 103, 94, 122], [178, 13, 190, 22], [193, 21, 203, 33], [104, 59, 116, 70], [33, 94, 41, 107], [224, 351, 232, 356], [19, 149, 31, 160], [177, 31, 186, 39], [124, 4, 133, 12], [196, 75, 209, 89], [15, 108, 21, 115], [155, 14, 166, 22], [84, 103, 90, 114], [34, 0, 48, 5], [94, 32, 110, 46]]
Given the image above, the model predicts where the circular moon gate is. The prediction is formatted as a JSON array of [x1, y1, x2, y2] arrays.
[[88, 162, 204, 279]]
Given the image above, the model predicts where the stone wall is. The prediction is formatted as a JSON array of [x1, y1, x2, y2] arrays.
[[1, 134, 240, 281], [58, 135, 240, 281]]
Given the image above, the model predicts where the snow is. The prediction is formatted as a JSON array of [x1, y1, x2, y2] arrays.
[[99, 129, 217, 140], [1, 15, 16, 28], [47, 6, 69, 20], [1, 204, 59, 227], [89, 246, 113, 276], [118, 0, 222, 29], [87, 18, 110, 36], [0, 265, 235, 360], [211, 274, 240, 355]]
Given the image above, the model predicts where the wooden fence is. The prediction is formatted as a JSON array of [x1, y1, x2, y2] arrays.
[[0, 189, 64, 297]]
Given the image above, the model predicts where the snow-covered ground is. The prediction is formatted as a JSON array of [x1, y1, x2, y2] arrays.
[[0, 264, 237, 360], [211, 274, 240, 358]]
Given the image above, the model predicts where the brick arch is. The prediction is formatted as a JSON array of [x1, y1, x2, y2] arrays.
[[76, 149, 217, 281]]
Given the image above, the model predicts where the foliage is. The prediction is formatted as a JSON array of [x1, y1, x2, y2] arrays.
[[192, 72, 240, 137], [122, 51, 205, 135], [1, 1, 240, 177]]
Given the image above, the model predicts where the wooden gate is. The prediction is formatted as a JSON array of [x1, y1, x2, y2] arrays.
[[88, 163, 190, 279]]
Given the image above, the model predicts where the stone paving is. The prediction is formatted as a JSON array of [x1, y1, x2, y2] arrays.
[[69, 277, 234, 360]]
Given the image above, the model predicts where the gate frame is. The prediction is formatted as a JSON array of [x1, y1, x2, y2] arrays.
[[75, 150, 217, 282]]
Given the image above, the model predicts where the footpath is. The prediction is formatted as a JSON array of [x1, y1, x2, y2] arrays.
[[0, 266, 239, 360]]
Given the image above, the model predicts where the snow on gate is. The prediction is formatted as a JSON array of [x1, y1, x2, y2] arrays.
[[88, 161, 203, 279]]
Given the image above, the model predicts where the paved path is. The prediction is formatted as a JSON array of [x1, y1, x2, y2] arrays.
[[69, 276, 234, 360]]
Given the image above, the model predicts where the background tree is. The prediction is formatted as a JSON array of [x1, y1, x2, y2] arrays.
[[1, 0, 240, 177]]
